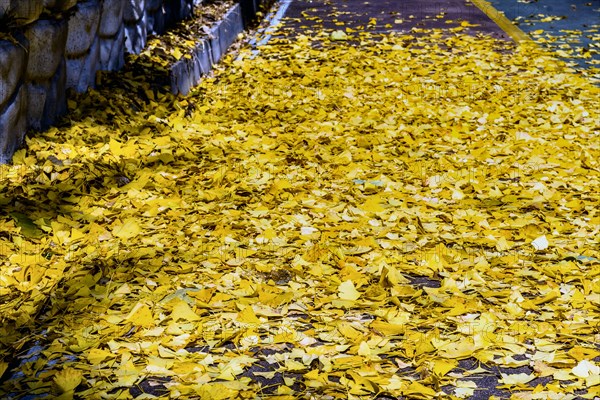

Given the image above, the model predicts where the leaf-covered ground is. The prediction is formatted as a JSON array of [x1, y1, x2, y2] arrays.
[[1, 23, 599, 400]]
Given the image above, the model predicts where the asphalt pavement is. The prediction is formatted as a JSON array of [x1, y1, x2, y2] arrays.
[[278, 0, 509, 39], [490, 0, 600, 69], [246, 1, 597, 399]]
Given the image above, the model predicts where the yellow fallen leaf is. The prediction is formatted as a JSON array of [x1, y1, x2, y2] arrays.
[[172, 47, 183, 60], [361, 196, 385, 213], [196, 382, 239, 400], [116, 359, 140, 387], [0, 361, 7, 379], [357, 341, 371, 356], [433, 359, 457, 376], [404, 381, 436, 396], [171, 299, 201, 322], [87, 348, 114, 365], [436, 338, 478, 359], [338, 280, 361, 301], [572, 360, 599, 378], [331, 30, 348, 41], [53, 368, 83, 394], [454, 380, 476, 398], [125, 302, 154, 327], [531, 235, 549, 251], [499, 372, 535, 385], [112, 218, 141, 240], [237, 306, 261, 325], [370, 320, 405, 335]]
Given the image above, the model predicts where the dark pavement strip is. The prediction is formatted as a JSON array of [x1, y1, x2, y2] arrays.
[[274, 0, 511, 40], [489, 0, 600, 69]]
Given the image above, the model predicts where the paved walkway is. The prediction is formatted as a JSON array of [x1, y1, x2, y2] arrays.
[[490, 0, 600, 68], [278, 0, 508, 39], [259, 0, 599, 72], [244, 2, 599, 399]]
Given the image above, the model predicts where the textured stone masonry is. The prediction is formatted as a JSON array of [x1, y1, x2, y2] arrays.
[[1, 0, 265, 163]]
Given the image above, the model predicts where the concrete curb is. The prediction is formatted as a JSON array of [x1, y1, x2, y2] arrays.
[[169, 2, 246, 96]]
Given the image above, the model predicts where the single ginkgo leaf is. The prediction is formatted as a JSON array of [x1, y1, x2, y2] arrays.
[[572, 360, 599, 378], [338, 280, 361, 301], [532, 235, 549, 251], [53, 368, 83, 394], [330, 30, 348, 41]]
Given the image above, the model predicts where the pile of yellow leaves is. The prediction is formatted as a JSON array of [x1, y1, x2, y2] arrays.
[[0, 30, 599, 399], [139, 0, 236, 66]]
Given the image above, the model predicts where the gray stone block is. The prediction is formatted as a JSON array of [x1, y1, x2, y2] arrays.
[[195, 40, 213, 76], [209, 24, 221, 66], [162, 0, 174, 26], [0, 0, 11, 19], [67, 35, 100, 92], [209, 4, 243, 66], [163, 0, 192, 25], [44, 58, 67, 127], [66, 0, 101, 57], [0, 84, 27, 164], [147, 7, 166, 34], [170, 37, 221, 96], [99, 0, 124, 37], [43, 0, 78, 12], [190, 52, 201, 84], [176, 0, 193, 20], [25, 79, 48, 130], [219, 4, 242, 54], [123, 0, 145, 23], [124, 13, 147, 54], [146, 0, 162, 12], [0, 39, 27, 109], [169, 4, 244, 96], [26, 58, 67, 130], [99, 24, 125, 71], [9, 0, 43, 26], [239, 0, 258, 27], [24, 18, 68, 82], [171, 61, 191, 95]]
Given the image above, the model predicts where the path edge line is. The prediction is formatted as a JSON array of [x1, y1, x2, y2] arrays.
[[469, 0, 533, 44]]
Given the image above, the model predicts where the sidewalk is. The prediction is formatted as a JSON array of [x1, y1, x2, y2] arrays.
[[278, 0, 509, 39], [0, 0, 598, 399], [490, 0, 600, 69]]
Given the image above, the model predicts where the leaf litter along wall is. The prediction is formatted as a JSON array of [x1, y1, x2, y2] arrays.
[[0, 28, 598, 398], [0, 0, 233, 164]]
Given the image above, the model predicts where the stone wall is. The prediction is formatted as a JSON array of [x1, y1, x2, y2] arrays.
[[0, 0, 197, 163]]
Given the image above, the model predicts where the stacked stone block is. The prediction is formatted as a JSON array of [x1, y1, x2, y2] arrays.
[[239, 0, 261, 27], [66, 0, 101, 92], [0, 0, 200, 163], [2, 0, 44, 25], [0, 0, 264, 163], [0, 39, 28, 163], [168, 0, 194, 22], [24, 18, 68, 130], [123, 0, 147, 54], [99, 0, 125, 71], [146, 0, 166, 35]]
